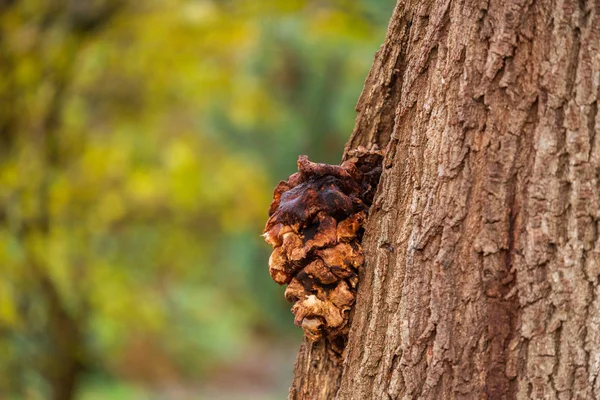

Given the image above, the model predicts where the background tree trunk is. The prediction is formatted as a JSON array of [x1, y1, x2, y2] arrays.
[[289, 0, 600, 398]]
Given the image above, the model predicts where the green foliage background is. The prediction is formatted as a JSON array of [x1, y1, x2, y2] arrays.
[[0, 0, 394, 398]]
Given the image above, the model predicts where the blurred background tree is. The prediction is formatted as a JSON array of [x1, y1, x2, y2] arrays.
[[0, 0, 394, 399]]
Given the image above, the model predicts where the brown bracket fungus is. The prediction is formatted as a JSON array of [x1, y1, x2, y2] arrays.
[[263, 146, 383, 354]]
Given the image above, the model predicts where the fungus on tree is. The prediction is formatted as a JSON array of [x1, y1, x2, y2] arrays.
[[263, 146, 383, 353]]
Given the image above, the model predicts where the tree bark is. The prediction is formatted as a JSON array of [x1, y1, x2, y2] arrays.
[[290, 0, 600, 398]]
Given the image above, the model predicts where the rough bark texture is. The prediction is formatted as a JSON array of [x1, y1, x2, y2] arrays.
[[290, 0, 600, 398]]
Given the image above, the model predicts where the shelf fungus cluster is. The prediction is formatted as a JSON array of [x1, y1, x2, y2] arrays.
[[263, 146, 383, 352]]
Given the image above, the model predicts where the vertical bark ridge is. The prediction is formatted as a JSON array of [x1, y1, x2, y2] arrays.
[[516, 0, 600, 398], [343, 0, 420, 156], [288, 340, 343, 400]]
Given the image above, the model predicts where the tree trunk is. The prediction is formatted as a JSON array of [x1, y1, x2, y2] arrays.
[[289, 0, 600, 398]]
